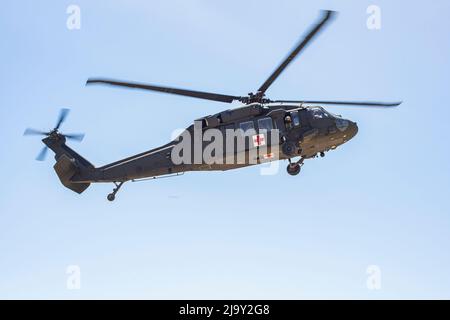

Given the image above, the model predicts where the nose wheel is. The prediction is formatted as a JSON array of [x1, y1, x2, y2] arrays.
[[107, 181, 125, 201], [287, 157, 304, 176], [287, 163, 301, 176]]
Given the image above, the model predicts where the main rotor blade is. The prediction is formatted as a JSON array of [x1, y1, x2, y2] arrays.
[[257, 10, 336, 95], [36, 146, 49, 161], [273, 100, 402, 107], [23, 128, 48, 136], [55, 108, 70, 130], [86, 78, 242, 104], [64, 133, 85, 142]]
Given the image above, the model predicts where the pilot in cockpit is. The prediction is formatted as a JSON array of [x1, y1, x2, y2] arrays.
[[284, 115, 293, 129]]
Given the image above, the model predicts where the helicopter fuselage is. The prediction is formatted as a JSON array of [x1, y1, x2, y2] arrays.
[[65, 103, 358, 184]]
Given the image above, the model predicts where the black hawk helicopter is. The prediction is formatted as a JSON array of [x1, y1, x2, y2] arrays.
[[24, 10, 400, 201]]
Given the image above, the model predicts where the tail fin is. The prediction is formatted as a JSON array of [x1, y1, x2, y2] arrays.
[[45, 136, 94, 194], [54, 154, 91, 194]]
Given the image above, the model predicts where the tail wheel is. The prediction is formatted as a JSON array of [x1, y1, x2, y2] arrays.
[[106, 181, 125, 202]]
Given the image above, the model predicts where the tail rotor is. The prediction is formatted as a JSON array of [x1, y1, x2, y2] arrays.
[[23, 108, 85, 161]]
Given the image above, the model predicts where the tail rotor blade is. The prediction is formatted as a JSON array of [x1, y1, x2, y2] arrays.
[[65, 133, 85, 142], [55, 108, 70, 130], [36, 147, 49, 161], [23, 128, 48, 136], [25, 109, 84, 162]]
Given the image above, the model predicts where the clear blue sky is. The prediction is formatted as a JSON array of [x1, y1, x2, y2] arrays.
[[1, 0, 450, 299]]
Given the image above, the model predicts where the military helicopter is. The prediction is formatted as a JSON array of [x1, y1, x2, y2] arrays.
[[24, 10, 400, 201]]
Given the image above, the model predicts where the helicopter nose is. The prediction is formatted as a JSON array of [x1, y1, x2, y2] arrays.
[[347, 121, 358, 139]]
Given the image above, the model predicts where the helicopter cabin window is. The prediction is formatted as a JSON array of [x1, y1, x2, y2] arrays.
[[224, 124, 235, 131], [257, 117, 273, 132], [239, 121, 255, 133]]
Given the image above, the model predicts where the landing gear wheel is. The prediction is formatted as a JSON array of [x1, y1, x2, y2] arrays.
[[287, 163, 301, 176], [320, 152, 325, 158], [106, 181, 125, 202]]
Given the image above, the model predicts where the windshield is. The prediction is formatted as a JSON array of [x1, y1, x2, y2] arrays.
[[328, 111, 342, 118], [311, 107, 331, 119]]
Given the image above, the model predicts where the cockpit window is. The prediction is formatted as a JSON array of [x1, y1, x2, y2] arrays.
[[311, 107, 330, 119], [329, 111, 341, 118], [284, 111, 301, 130], [291, 111, 300, 126]]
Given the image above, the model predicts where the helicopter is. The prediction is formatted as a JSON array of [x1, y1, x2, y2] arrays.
[[24, 10, 400, 201]]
